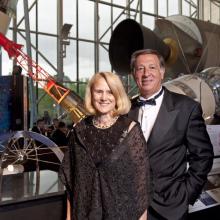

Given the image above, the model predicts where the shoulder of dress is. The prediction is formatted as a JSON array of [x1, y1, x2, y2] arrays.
[[130, 95, 139, 103], [118, 114, 138, 125]]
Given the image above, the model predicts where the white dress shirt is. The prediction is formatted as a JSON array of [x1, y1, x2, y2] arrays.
[[138, 87, 164, 141]]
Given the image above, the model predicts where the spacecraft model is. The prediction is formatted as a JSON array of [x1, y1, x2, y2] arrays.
[[0, 32, 87, 124], [109, 15, 220, 123]]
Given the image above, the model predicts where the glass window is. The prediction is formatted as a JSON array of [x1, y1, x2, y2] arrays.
[[18, 1, 36, 31], [168, 0, 179, 16], [211, 2, 219, 24], [38, 35, 57, 77], [99, 3, 111, 43], [143, 0, 154, 14], [79, 41, 94, 80], [38, 0, 57, 34], [16, 0, 25, 29], [143, 14, 155, 30], [64, 40, 76, 81], [113, 0, 126, 7], [1, 0, 206, 89], [130, 0, 141, 10], [204, 0, 210, 21], [191, 6, 197, 18], [101, 0, 111, 2], [191, 0, 197, 4], [158, 0, 167, 17], [63, 0, 76, 38], [99, 44, 111, 71], [182, 0, 190, 16], [1, 31, 13, 75], [189, 0, 198, 18], [78, 0, 94, 40]]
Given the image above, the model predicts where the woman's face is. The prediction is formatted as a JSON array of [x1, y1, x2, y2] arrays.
[[91, 77, 116, 116]]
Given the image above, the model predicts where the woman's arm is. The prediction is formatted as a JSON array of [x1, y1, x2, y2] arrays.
[[139, 210, 147, 220], [66, 199, 71, 220]]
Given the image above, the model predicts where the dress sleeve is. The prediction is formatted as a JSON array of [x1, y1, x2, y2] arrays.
[[126, 122, 150, 215], [59, 131, 75, 201]]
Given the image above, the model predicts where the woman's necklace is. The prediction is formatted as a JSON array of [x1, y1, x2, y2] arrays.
[[92, 116, 119, 129]]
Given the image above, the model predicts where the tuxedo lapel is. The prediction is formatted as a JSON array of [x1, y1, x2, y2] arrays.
[[129, 89, 179, 147], [147, 89, 179, 147]]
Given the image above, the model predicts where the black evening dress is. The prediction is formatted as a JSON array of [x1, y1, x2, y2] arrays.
[[59, 115, 149, 220]]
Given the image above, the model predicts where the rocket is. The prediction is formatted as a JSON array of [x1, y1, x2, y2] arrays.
[[0, 32, 23, 58]]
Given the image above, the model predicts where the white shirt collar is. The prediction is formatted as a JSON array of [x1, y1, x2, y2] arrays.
[[139, 86, 163, 101]]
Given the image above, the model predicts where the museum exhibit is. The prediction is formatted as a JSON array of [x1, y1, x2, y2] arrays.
[[0, 0, 220, 219]]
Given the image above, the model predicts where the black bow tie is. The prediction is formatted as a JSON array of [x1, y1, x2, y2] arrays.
[[136, 88, 163, 107]]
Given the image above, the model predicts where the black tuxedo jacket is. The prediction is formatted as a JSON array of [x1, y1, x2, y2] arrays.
[[128, 87, 214, 220]]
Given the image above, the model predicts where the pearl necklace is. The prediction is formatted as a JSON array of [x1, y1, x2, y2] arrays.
[[92, 116, 119, 129]]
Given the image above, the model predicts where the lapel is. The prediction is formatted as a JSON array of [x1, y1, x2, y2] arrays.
[[147, 88, 179, 147], [129, 88, 180, 147]]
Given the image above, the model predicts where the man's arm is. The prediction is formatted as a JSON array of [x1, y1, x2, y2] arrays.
[[186, 103, 214, 204]]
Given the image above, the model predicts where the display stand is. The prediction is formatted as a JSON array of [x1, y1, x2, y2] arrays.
[[0, 170, 66, 220]]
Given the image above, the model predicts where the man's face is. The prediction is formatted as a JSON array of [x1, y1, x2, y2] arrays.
[[37, 121, 45, 129], [53, 120, 59, 128], [133, 53, 165, 98], [60, 126, 67, 134]]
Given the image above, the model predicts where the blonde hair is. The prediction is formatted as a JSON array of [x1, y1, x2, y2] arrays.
[[84, 72, 131, 116]]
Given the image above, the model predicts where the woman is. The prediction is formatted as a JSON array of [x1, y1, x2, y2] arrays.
[[59, 72, 149, 220]]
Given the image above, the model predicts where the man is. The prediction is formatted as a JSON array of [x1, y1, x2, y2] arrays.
[[128, 49, 214, 220], [47, 118, 60, 138], [51, 121, 68, 146], [31, 118, 46, 135]]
